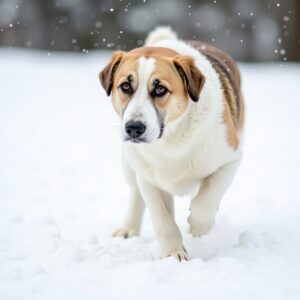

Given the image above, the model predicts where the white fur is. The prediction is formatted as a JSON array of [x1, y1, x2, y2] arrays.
[[114, 27, 243, 260], [144, 26, 177, 46], [121, 57, 160, 143]]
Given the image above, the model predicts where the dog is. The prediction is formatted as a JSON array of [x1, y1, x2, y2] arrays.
[[99, 27, 244, 261]]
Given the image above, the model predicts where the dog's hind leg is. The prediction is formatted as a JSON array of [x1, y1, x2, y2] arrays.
[[113, 156, 145, 238], [188, 160, 240, 237]]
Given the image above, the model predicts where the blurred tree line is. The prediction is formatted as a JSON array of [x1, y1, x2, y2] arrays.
[[0, 0, 299, 61]]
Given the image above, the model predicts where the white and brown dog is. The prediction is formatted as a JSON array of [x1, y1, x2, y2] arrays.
[[99, 27, 244, 261]]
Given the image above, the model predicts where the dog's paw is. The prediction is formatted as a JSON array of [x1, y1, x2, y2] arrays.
[[188, 214, 215, 238], [160, 246, 189, 262], [112, 227, 139, 238]]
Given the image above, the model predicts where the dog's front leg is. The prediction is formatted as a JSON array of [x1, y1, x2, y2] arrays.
[[113, 156, 145, 238], [137, 176, 188, 261], [113, 189, 144, 238], [188, 160, 240, 237]]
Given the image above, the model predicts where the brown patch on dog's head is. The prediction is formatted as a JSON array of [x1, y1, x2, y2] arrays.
[[144, 53, 205, 124], [99, 51, 125, 96], [109, 54, 140, 116], [173, 55, 205, 102], [99, 47, 206, 140], [145, 56, 190, 124]]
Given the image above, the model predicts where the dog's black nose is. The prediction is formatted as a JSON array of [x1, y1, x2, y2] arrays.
[[125, 121, 146, 139]]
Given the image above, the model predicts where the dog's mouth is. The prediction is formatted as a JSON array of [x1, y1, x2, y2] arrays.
[[124, 137, 148, 144]]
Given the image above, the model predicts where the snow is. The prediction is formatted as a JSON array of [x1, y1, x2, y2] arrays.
[[0, 49, 300, 300]]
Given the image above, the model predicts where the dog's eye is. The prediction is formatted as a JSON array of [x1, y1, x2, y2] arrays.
[[152, 85, 168, 98], [119, 82, 133, 95]]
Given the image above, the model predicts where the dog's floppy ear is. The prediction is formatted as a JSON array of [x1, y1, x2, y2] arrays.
[[173, 55, 205, 102], [99, 51, 125, 96]]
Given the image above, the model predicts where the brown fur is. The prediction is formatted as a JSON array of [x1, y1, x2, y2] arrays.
[[100, 47, 205, 124], [187, 40, 244, 148], [99, 51, 124, 96], [111, 55, 139, 115], [219, 70, 240, 149], [173, 56, 205, 102], [186, 40, 241, 88], [148, 58, 190, 123], [129, 46, 179, 58]]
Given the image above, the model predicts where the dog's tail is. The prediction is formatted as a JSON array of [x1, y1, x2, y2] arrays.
[[144, 26, 178, 46]]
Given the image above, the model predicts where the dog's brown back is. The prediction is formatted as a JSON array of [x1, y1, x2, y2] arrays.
[[187, 40, 244, 133]]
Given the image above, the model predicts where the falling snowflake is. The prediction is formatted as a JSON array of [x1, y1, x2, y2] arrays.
[[283, 16, 290, 22], [280, 49, 286, 55]]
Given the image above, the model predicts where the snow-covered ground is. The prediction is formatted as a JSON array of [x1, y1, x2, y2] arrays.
[[0, 49, 300, 300]]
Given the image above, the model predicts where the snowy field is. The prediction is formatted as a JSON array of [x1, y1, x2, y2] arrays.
[[0, 49, 300, 300]]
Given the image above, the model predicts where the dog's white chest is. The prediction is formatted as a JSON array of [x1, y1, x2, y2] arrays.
[[152, 166, 202, 196], [124, 144, 212, 196], [123, 122, 239, 196]]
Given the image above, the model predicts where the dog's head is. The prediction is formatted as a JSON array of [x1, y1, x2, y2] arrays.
[[99, 47, 205, 144]]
